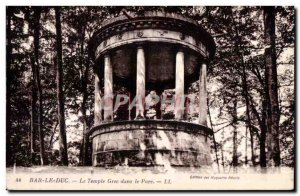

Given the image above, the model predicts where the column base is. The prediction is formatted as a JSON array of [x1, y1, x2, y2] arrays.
[[135, 114, 145, 120]]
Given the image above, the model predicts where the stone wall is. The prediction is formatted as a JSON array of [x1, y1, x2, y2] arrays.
[[91, 120, 212, 167]]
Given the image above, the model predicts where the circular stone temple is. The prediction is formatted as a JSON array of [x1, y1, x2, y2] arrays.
[[88, 11, 216, 167]]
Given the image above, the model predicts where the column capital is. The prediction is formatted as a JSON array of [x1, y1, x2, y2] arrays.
[[177, 48, 185, 53], [202, 58, 209, 65], [135, 41, 147, 49], [136, 45, 144, 50], [103, 52, 110, 59]]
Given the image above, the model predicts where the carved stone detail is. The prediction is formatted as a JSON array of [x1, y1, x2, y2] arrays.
[[137, 31, 143, 37], [89, 13, 216, 60], [117, 33, 123, 40], [179, 33, 185, 40]]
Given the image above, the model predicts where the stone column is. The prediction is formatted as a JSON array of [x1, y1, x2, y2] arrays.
[[155, 90, 163, 120], [104, 54, 113, 121], [128, 89, 135, 120], [94, 73, 102, 125], [135, 46, 146, 119], [183, 87, 189, 120], [199, 60, 207, 126], [175, 50, 185, 120]]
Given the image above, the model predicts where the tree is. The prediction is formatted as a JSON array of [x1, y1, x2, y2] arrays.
[[74, 7, 92, 166], [55, 7, 68, 166], [31, 7, 46, 165], [25, 8, 38, 164], [263, 6, 281, 167], [5, 6, 294, 169], [231, 98, 238, 169]]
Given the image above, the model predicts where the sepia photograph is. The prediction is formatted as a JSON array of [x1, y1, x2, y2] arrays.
[[5, 5, 295, 191]]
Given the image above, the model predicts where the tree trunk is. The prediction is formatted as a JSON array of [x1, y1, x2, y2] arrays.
[[245, 127, 248, 165], [260, 100, 268, 167], [247, 71, 267, 167], [208, 103, 220, 172], [30, 56, 38, 164], [48, 121, 58, 151], [232, 98, 238, 169], [55, 7, 68, 166], [249, 128, 256, 166], [33, 7, 45, 166], [231, 11, 256, 167], [76, 20, 91, 166], [263, 6, 281, 167], [241, 57, 256, 166], [260, 130, 267, 167], [221, 129, 225, 172], [23, 7, 38, 165], [81, 49, 90, 166]]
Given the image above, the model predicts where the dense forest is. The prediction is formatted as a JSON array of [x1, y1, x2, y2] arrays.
[[6, 6, 294, 170]]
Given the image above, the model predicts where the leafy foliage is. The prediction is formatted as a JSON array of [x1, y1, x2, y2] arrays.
[[6, 6, 294, 168]]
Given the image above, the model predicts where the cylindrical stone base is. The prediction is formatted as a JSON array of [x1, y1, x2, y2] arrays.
[[91, 120, 212, 167]]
